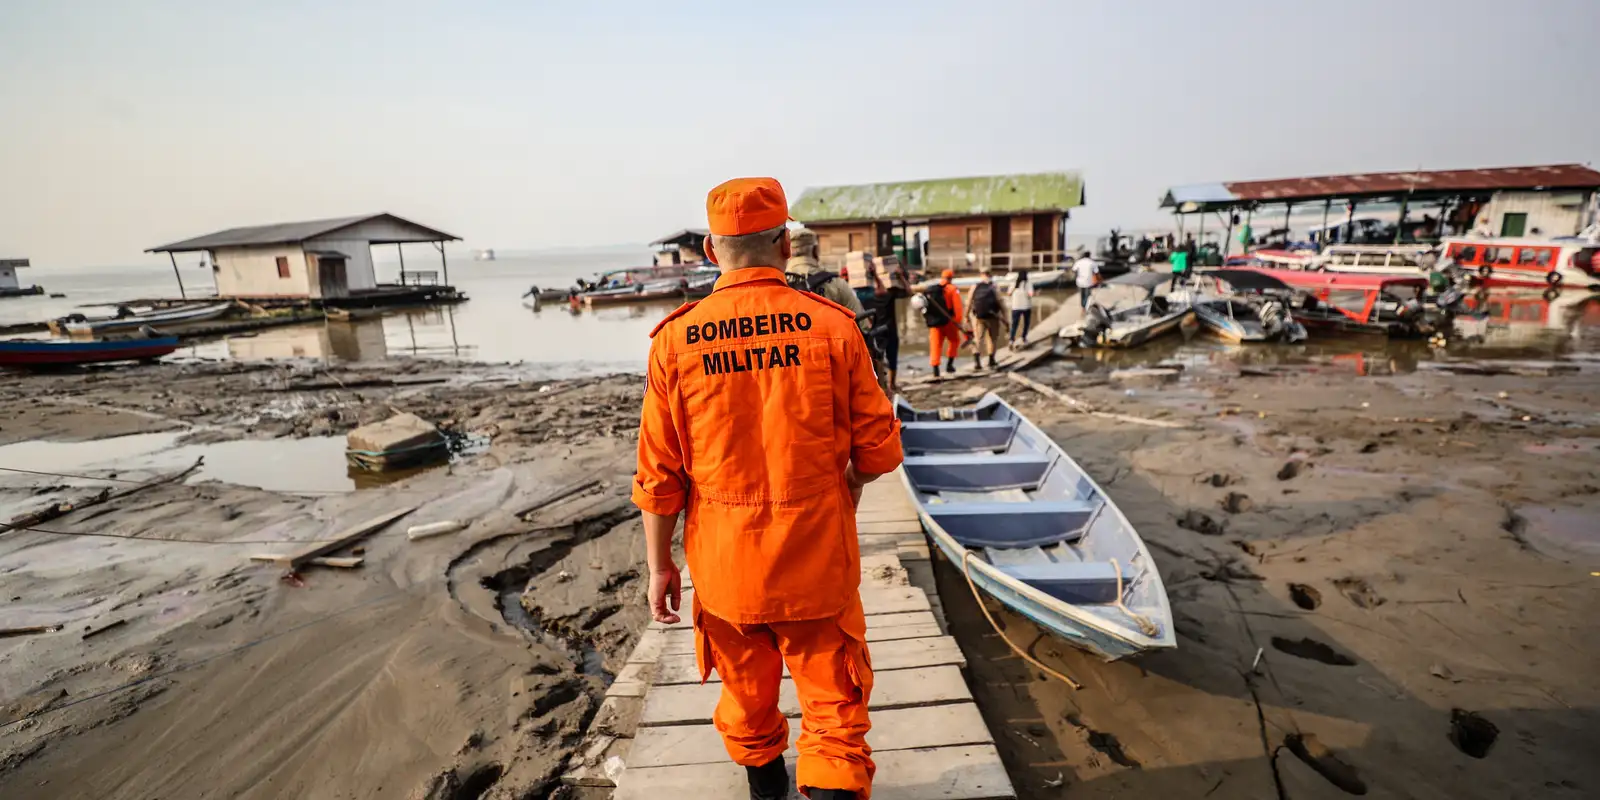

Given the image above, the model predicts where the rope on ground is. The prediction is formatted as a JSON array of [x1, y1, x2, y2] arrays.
[[1110, 558, 1160, 637], [960, 550, 1082, 690]]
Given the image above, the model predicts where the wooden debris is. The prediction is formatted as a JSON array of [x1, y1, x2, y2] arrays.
[[0, 624, 63, 639], [0, 457, 205, 537], [250, 555, 365, 569], [513, 478, 603, 519], [252, 506, 416, 569], [82, 619, 128, 640]]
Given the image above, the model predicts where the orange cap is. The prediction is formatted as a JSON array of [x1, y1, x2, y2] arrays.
[[707, 178, 791, 236], [941, 269, 955, 280]]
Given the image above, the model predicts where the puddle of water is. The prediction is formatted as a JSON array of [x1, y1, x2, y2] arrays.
[[0, 434, 447, 494], [1513, 504, 1600, 562]]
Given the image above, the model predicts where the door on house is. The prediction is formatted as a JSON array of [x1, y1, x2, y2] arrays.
[[990, 218, 1011, 267], [314, 255, 349, 299], [1500, 212, 1528, 237]]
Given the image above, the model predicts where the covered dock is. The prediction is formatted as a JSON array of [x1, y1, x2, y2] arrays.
[[1160, 164, 1600, 255]]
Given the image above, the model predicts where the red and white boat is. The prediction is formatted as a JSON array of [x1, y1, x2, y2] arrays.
[[1439, 236, 1599, 290]]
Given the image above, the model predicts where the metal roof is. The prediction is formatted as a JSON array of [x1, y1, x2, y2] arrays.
[[650, 229, 708, 246], [1162, 164, 1600, 210], [792, 172, 1085, 224], [148, 213, 459, 252]]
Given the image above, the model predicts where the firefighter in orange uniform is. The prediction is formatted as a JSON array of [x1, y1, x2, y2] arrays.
[[928, 269, 964, 377], [633, 177, 904, 800]]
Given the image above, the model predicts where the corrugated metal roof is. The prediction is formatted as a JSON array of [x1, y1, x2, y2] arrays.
[[791, 172, 1084, 224], [650, 229, 708, 246], [1162, 164, 1600, 209], [148, 213, 459, 252]]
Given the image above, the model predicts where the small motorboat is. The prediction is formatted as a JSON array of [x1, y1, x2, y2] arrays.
[[56, 301, 234, 337], [1189, 270, 1308, 343], [1058, 271, 1195, 349], [1216, 267, 1445, 338], [0, 333, 180, 368], [895, 393, 1175, 660]]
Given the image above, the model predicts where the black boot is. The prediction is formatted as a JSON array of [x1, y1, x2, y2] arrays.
[[988, 354, 999, 369], [945, 357, 957, 374], [746, 757, 789, 800], [973, 353, 982, 370], [932, 365, 941, 378], [808, 790, 858, 800]]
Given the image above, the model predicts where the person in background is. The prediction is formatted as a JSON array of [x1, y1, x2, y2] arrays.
[[1236, 218, 1253, 257], [1007, 270, 1034, 348], [635, 177, 902, 800], [786, 227, 867, 333], [1169, 244, 1190, 292], [927, 269, 963, 377], [1134, 235, 1151, 265], [1072, 248, 1100, 310], [964, 266, 1004, 370], [867, 259, 907, 395]]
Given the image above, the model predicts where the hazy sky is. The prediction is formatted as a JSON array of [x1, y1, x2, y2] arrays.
[[3, 0, 1596, 268]]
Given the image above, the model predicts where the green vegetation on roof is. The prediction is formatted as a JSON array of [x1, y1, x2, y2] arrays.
[[791, 172, 1084, 223]]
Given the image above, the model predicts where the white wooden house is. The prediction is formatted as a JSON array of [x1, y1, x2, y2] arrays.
[[148, 213, 459, 300]]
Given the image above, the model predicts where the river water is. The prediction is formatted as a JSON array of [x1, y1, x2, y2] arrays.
[[5, 254, 1599, 378]]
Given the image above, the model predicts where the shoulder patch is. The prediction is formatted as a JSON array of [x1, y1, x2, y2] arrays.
[[796, 291, 858, 322], [648, 300, 701, 338]]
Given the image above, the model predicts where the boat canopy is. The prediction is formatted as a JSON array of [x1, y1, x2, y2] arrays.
[[1199, 269, 1295, 292], [1105, 271, 1170, 290], [1226, 267, 1427, 291]]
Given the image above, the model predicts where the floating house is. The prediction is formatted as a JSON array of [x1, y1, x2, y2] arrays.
[[148, 213, 460, 302], [790, 171, 1085, 273], [651, 229, 708, 266]]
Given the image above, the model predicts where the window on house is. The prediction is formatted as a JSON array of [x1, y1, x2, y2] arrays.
[[848, 232, 864, 252], [276, 256, 291, 278]]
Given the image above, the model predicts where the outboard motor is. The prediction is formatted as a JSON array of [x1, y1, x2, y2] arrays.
[[1435, 287, 1466, 312], [1259, 298, 1288, 337], [1080, 304, 1112, 345]]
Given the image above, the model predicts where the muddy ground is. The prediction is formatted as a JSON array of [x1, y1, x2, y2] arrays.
[[1, 363, 652, 799], [2, 353, 1598, 800], [907, 356, 1599, 799]]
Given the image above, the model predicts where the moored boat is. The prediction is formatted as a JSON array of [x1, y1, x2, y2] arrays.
[[894, 393, 1175, 660], [1218, 267, 1441, 337], [1057, 271, 1195, 349], [1189, 270, 1308, 342], [0, 334, 180, 368], [55, 301, 235, 337], [1440, 236, 1599, 290]]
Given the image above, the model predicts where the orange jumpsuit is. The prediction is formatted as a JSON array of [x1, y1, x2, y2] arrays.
[[633, 266, 903, 797], [927, 281, 964, 366]]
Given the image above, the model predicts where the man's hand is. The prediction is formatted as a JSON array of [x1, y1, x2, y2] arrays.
[[845, 464, 869, 509], [649, 564, 682, 625]]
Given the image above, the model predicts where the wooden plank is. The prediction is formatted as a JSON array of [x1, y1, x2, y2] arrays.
[[639, 665, 972, 725], [858, 520, 924, 535], [614, 744, 1014, 800], [253, 506, 417, 569], [0, 624, 62, 639], [607, 662, 651, 698], [252, 554, 364, 569], [658, 615, 943, 656], [654, 636, 963, 685], [626, 628, 668, 664], [628, 704, 994, 768], [860, 587, 932, 615]]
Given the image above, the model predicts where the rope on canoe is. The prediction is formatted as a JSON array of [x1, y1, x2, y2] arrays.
[[960, 550, 1082, 690], [1110, 558, 1161, 638]]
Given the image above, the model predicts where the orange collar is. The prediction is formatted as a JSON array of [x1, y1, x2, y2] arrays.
[[713, 266, 785, 293]]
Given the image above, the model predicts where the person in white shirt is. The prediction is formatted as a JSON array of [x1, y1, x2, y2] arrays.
[[1007, 270, 1035, 348], [1072, 250, 1100, 310]]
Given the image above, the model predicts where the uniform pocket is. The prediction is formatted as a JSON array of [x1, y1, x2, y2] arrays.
[[841, 627, 874, 701], [693, 598, 716, 684]]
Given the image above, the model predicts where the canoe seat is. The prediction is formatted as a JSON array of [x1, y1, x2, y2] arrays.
[[901, 421, 1017, 454], [926, 500, 1096, 549], [992, 561, 1123, 604], [904, 453, 1053, 493]]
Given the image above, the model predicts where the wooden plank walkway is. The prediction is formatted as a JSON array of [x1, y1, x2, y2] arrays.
[[563, 469, 1015, 799]]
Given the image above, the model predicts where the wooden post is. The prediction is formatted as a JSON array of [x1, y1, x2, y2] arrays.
[[1196, 210, 1206, 256], [168, 252, 188, 300], [1395, 195, 1410, 244], [1222, 211, 1235, 259], [438, 241, 450, 287], [1345, 201, 1357, 243], [1321, 200, 1332, 246], [397, 243, 406, 284], [1283, 202, 1294, 242]]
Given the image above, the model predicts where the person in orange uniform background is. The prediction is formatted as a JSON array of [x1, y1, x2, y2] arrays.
[[927, 269, 964, 377], [633, 177, 904, 800]]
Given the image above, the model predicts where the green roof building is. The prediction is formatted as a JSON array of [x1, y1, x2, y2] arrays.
[[790, 171, 1085, 273]]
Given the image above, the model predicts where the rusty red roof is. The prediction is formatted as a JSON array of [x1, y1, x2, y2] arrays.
[[1227, 164, 1600, 202], [1162, 164, 1600, 209]]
